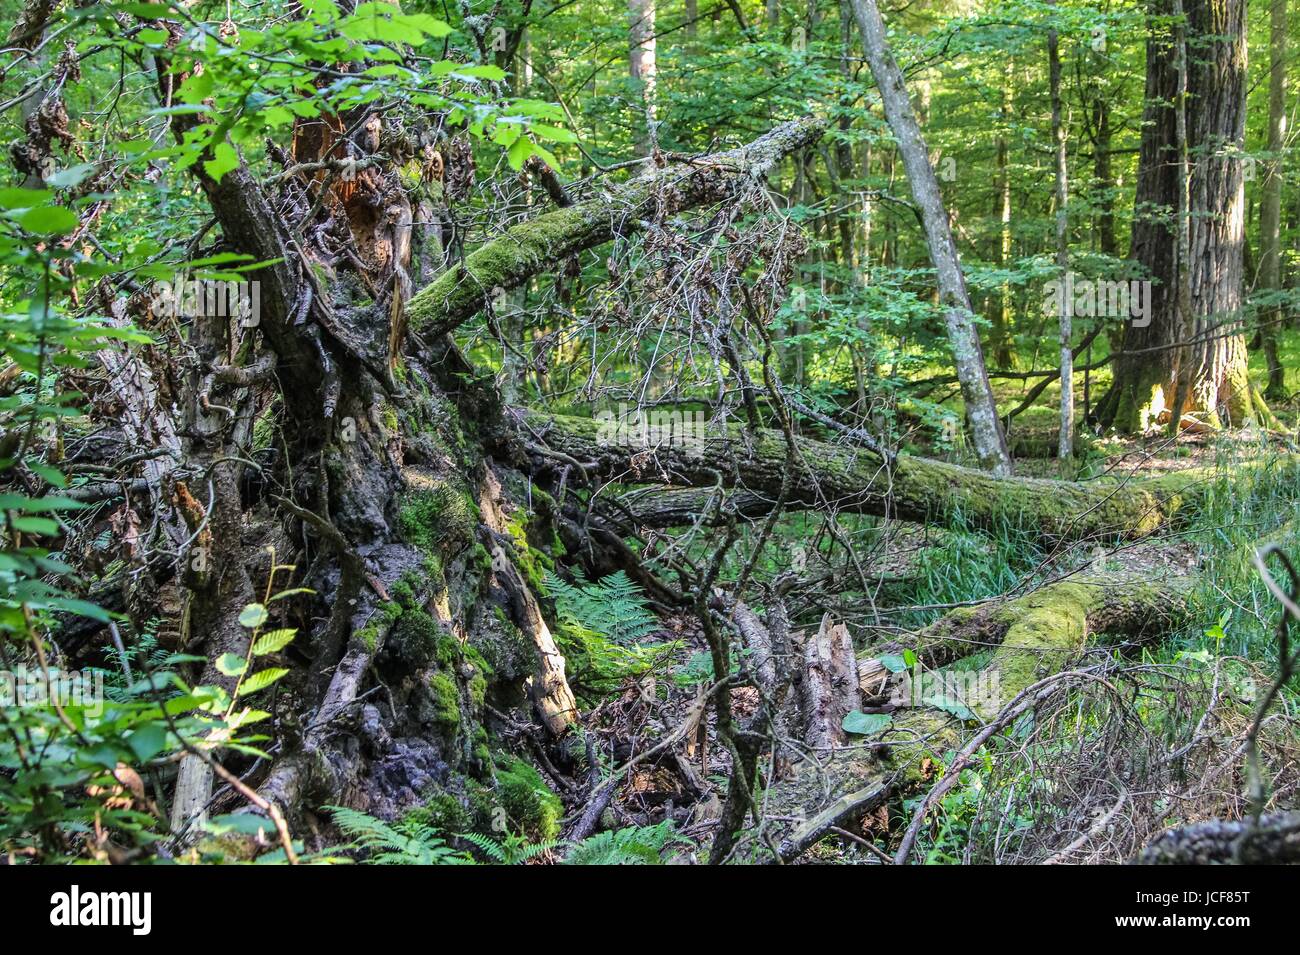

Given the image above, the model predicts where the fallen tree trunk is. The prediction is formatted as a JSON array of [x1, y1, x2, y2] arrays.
[[406, 117, 826, 340], [1135, 811, 1300, 864], [530, 412, 1298, 545], [755, 568, 1190, 862]]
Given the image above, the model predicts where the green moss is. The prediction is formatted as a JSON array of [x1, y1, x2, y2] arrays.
[[390, 607, 444, 668], [493, 754, 562, 841], [381, 402, 400, 434], [427, 671, 461, 728], [976, 581, 1097, 719], [405, 793, 469, 834], [435, 632, 460, 669], [357, 600, 403, 653], [399, 484, 476, 555], [504, 511, 554, 593], [468, 669, 487, 710]]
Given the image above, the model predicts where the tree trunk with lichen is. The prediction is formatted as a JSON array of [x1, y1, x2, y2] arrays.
[[848, 0, 1012, 476]]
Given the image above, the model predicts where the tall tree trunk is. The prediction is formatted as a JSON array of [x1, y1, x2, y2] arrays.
[[1048, 1, 1073, 461], [1102, 0, 1255, 432], [630, 0, 657, 156], [992, 63, 1015, 369], [849, 0, 1013, 474], [1170, 0, 1252, 428], [1260, 0, 1288, 400]]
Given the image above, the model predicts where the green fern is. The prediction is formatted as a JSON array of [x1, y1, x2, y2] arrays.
[[328, 806, 470, 865], [563, 821, 685, 865], [460, 830, 558, 864], [544, 569, 658, 644]]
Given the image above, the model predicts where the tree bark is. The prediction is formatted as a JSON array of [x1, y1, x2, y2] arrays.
[[1104, 0, 1255, 432], [848, 0, 1013, 475], [1259, 0, 1288, 401], [530, 412, 1293, 545], [1047, 2, 1073, 462], [630, 0, 657, 156]]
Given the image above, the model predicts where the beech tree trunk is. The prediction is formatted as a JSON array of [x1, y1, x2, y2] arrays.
[[1047, 1, 1073, 461], [630, 0, 657, 155]]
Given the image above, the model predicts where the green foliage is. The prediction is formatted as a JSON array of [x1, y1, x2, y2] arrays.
[[493, 754, 563, 841], [459, 830, 557, 864], [545, 569, 658, 644], [563, 821, 687, 865], [328, 805, 471, 864]]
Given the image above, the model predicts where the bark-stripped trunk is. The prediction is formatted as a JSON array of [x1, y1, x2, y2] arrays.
[[848, 0, 1012, 475]]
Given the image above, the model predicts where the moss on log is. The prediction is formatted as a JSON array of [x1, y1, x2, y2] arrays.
[[765, 570, 1189, 860], [406, 117, 826, 339], [532, 411, 1299, 545]]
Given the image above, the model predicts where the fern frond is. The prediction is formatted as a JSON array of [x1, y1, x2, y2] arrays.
[[545, 569, 658, 644], [459, 831, 507, 862], [563, 821, 684, 865], [328, 806, 470, 865]]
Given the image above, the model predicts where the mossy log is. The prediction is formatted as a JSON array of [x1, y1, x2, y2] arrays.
[[1135, 811, 1300, 864], [761, 569, 1189, 861], [406, 117, 827, 339], [531, 412, 1298, 545]]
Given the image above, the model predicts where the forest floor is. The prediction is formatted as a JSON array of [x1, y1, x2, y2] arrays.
[[538, 330, 1300, 863]]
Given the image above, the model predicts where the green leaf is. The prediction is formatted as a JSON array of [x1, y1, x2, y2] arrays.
[[239, 603, 269, 629], [126, 724, 168, 762], [530, 124, 578, 144], [18, 205, 79, 236], [9, 516, 61, 536], [27, 461, 66, 488], [879, 654, 908, 673], [45, 163, 97, 188], [458, 64, 507, 81], [0, 187, 52, 209], [252, 628, 295, 656], [903, 649, 918, 668], [203, 142, 239, 182], [921, 694, 976, 721], [842, 711, 892, 735], [177, 69, 214, 105], [239, 667, 289, 696], [507, 136, 533, 171], [215, 652, 247, 677]]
